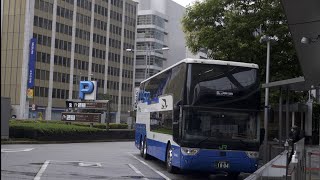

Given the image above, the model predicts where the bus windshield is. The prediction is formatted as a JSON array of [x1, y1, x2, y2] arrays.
[[184, 109, 257, 141], [186, 63, 260, 110], [181, 108, 259, 150], [182, 63, 260, 150]]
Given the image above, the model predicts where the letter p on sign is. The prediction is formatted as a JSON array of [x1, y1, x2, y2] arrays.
[[79, 81, 97, 100]]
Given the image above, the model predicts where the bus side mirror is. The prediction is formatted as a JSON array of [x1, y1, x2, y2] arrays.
[[173, 104, 182, 144], [260, 128, 265, 145], [173, 121, 180, 143]]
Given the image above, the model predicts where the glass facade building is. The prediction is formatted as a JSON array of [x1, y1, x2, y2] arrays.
[[134, 0, 207, 88], [134, 6, 168, 86]]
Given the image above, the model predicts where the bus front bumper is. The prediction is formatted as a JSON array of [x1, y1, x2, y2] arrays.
[[180, 149, 259, 173]]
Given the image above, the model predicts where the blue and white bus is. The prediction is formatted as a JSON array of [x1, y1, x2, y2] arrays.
[[135, 59, 262, 177]]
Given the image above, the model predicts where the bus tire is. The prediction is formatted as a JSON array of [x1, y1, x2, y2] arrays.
[[142, 137, 150, 160], [139, 136, 144, 157], [166, 143, 178, 173]]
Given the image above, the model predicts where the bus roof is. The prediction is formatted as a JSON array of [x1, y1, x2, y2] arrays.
[[140, 58, 259, 84]]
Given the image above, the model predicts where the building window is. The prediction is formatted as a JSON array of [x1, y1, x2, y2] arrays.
[[52, 88, 56, 98]]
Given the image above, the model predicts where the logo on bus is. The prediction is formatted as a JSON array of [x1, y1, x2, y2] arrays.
[[218, 145, 228, 150], [161, 99, 168, 109], [216, 91, 233, 97]]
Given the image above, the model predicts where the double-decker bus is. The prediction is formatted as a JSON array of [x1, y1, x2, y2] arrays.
[[135, 58, 262, 177]]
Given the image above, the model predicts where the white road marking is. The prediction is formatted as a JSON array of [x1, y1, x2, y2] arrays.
[[34, 160, 50, 180], [79, 162, 102, 167], [46, 160, 104, 166], [128, 164, 149, 180], [129, 153, 172, 180], [1, 148, 34, 153]]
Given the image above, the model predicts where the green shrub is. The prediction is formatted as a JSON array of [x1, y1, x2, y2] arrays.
[[10, 119, 41, 124], [9, 120, 128, 132], [92, 123, 107, 129], [109, 123, 128, 129], [9, 120, 133, 140], [10, 120, 65, 124], [10, 122, 103, 135]]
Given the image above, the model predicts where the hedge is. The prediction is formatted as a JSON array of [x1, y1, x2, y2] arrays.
[[10, 124, 99, 140], [9, 120, 133, 141], [9, 120, 128, 129]]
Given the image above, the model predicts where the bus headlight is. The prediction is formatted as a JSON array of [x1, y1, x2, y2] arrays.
[[245, 151, 259, 159], [181, 147, 200, 156]]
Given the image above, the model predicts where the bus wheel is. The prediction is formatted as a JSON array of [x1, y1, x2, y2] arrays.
[[140, 137, 144, 157], [166, 143, 178, 173], [142, 137, 150, 159]]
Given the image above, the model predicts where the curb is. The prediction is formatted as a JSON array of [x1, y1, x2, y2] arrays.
[[1, 139, 134, 144]]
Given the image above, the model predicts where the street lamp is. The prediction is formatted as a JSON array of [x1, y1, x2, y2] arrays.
[[260, 35, 278, 163], [126, 46, 169, 79]]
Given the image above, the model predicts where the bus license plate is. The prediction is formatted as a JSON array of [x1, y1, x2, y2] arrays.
[[215, 161, 229, 169]]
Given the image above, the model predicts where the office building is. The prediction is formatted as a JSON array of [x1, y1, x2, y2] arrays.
[[1, 0, 138, 123], [134, 0, 207, 86]]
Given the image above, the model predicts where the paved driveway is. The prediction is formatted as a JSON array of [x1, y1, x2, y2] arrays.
[[1, 142, 249, 180]]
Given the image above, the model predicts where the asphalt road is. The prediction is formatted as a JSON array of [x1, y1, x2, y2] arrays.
[[1, 142, 249, 180]]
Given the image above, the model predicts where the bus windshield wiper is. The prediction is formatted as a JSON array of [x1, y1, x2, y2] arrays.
[[232, 135, 249, 146], [196, 136, 215, 147], [238, 139, 249, 146]]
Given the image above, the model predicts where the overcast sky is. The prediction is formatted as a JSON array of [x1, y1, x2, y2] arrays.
[[172, 0, 196, 7]]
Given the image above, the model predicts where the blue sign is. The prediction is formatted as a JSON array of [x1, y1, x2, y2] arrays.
[[27, 38, 37, 88], [79, 81, 95, 100]]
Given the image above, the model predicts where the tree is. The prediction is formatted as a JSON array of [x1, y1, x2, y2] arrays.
[[182, 0, 302, 82]]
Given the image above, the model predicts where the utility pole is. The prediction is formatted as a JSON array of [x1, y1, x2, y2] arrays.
[[260, 35, 278, 163]]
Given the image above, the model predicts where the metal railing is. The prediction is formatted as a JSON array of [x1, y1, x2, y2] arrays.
[[245, 138, 308, 180], [306, 150, 320, 180], [288, 138, 306, 180]]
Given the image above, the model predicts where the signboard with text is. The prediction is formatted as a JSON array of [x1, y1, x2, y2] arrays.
[[28, 38, 37, 88], [61, 112, 101, 122], [79, 81, 97, 100], [27, 88, 34, 99], [27, 38, 37, 99], [65, 100, 109, 110]]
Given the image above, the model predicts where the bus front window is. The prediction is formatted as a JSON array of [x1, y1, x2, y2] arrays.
[[184, 110, 258, 142], [186, 64, 260, 110]]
